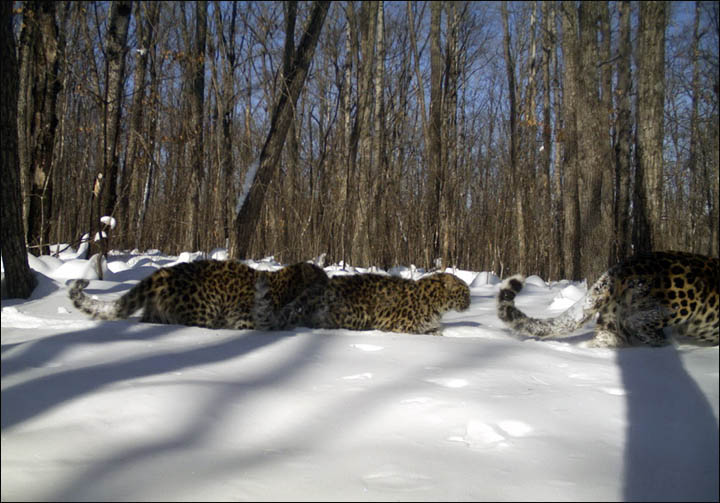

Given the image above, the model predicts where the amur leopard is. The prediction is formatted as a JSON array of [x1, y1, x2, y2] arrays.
[[254, 271, 471, 335], [69, 260, 328, 330], [497, 251, 719, 347]]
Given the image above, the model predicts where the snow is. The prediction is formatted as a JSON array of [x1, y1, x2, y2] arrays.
[[2, 249, 718, 502], [100, 216, 117, 230]]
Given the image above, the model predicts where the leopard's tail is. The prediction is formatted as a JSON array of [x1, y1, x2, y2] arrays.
[[68, 279, 142, 320], [496, 274, 607, 339]]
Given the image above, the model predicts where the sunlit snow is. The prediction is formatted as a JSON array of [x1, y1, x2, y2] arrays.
[[1, 248, 718, 501]]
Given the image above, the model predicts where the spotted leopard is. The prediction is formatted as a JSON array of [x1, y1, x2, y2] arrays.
[[69, 260, 328, 330], [497, 251, 719, 347], [254, 271, 471, 335]]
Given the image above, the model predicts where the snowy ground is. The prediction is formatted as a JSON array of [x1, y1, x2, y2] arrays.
[[2, 248, 718, 502]]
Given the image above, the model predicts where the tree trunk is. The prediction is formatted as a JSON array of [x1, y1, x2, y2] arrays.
[[407, 1, 432, 266], [338, 2, 353, 267], [428, 1, 444, 268], [18, 1, 62, 256], [348, 1, 377, 266], [1, 1, 37, 298], [560, 1, 581, 279], [541, 1, 555, 276], [613, 0, 632, 263], [122, 1, 159, 247], [99, 0, 132, 222], [441, 2, 461, 268], [502, 1, 526, 273], [576, 1, 612, 279], [134, 13, 161, 250], [184, 0, 207, 252], [213, 0, 238, 247], [634, 0, 667, 252], [371, 2, 390, 267], [232, 1, 330, 259]]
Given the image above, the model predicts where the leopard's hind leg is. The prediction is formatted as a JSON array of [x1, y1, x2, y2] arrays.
[[590, 281, 670, 347], [618, 304, 671, 347], [588, 310, 631, 348]]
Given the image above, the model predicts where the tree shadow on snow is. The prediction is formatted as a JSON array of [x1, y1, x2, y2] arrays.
[[2, 318, 180, 379], [618, 345, 719, 502], [45, 332, 512, 501], [1, 323, 290, 430]]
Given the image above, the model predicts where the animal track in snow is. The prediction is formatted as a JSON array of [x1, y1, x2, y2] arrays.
[[350, 343, 384, 352], [496, 420, 533, 437], [361, 464, 434, 492], [342, 372, 373, 380], [400, 396, 435, 405], [448, 419, 533, 448], [424, 377, 469, 388]]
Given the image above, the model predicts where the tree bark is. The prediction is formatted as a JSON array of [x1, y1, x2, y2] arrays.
[[371, 2, 390, 267], [441, 2, 461, 268], [428, 1, 443, 267], [634, 1, 667, 252], [184, 0, 207, 251], [613, 0, 632, 262], [348, 1, 377, 266], [541, 1, 555, 276], [122, 1, 159, 248], [560, 1, 581, 279], [213, 0, 238, 247], [232, 1, 330, 259], [577, 1, 612, 278], [502, 1, 527, 273], [99, 0, 132, 221], [1, 1, 37, 298], [18, 1, 62, 256]]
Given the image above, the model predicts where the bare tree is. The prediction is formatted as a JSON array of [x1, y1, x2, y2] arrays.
[[345, 1, 379, 266], [87, 0, 132, 261], [212, 1, 239, 246], [634, 1, 667, 252], [560, 1, 581, 279], [101, 1, 132, 217], [502, 2, 527, 273], [1, 0, 37, 298], [576, 1, 613, 278], [120, 1, 160, 247], [17, 0, 63, 255], [613, 0, 632, 262], [184, 1, 207, 251], [232, 1, 330, 259], [541, 1, 557, 277], [10, 1, 715, 277]]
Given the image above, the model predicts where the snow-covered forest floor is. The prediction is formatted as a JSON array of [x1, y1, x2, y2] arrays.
[[2, 248, 718, 501]]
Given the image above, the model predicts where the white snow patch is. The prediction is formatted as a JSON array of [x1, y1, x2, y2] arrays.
[[1, 248, 717, 502]]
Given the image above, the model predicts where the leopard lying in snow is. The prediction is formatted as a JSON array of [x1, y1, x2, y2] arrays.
[[497, 251, 719, 347], [69, 260, 328, 329], [253, 271, 471, 335]]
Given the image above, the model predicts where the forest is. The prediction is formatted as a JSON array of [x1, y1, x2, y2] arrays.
[[2, 1, 719, 292]]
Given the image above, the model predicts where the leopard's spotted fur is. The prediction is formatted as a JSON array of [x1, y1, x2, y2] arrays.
[[254, 271, 471, 335], [68, 260, 328, 330], [497, 251, 719, 347]]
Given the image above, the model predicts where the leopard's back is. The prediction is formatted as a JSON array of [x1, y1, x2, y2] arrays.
[[70, 260, 326, 330], [601, 251, 719, 345], [265, 271, 471, 334], [147, 260, 257, 328]]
